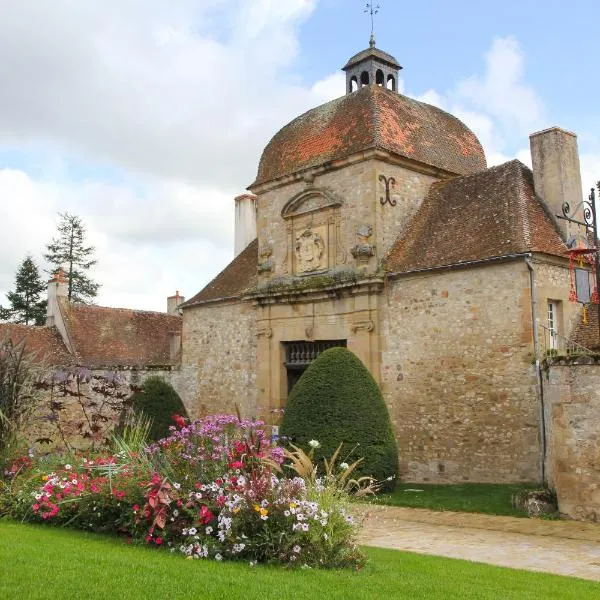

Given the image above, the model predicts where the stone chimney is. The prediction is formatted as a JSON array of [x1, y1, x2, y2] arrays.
[[46, 268, 68, 327], [167, 291, 185, 315], [45, 268, 75, 354], [234, 193, 257, 257], [530, 127, 585, 245]]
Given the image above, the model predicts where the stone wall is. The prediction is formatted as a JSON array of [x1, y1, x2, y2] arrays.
[[381, 259, 542, 483], [543, 356, 600, 521], [26, 366, 183, 453], [180, 299, 257, 419]]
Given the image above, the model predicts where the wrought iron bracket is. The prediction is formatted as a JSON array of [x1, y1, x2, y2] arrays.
[[379, 174, 396, 206], [556, 187, 597, 232]]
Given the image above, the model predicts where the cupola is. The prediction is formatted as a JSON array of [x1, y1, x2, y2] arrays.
[[342, 36, 402, 94]]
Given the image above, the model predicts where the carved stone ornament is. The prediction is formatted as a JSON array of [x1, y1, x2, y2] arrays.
[[295, 228, 325, 273], [350, 319, 374, 333], [256, 324, 273, 338], [257, 259, 273, 274], [259, 240, 273, 259], [350, 224, 375, 264]]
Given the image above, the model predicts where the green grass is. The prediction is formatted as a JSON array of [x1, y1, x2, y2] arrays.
[[1, 520, 598, 599], [372, 483, 539, 516]]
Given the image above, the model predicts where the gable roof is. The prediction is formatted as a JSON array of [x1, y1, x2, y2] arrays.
[[58, 298, 181, 368], [251, 86, 486, 187], [183, 238, 258, 307], [0, 323, 73, 366], [385, 160, 568, 274]]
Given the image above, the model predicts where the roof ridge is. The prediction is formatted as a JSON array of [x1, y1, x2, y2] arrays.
[[512, 161, 532, 249]]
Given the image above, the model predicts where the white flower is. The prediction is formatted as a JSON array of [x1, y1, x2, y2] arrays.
[[308, 440, 320, 449], [205, 526, 213, 535], [340, 462, 349, 470], [215, 553, 223, 561], [173, 510, 179, 517], [188, 527, 197, 536], [293, 545, 301, 553], [173, 482, 181, 490], [301, 523, 309, 532], [64, 464, 72, 470]]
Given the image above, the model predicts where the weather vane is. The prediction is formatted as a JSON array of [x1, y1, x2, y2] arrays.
[[365, 3, 380, 47]]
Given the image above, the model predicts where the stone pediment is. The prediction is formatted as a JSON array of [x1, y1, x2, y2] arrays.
[[281, 188, 342, 219]]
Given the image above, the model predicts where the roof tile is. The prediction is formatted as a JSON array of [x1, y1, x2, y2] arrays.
[[252, 86, 486, 187], [183, 239, 258, 307], [385, 160, 567, 273]]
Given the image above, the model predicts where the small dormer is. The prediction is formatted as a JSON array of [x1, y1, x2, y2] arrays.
[[342, 37, 402, 94]]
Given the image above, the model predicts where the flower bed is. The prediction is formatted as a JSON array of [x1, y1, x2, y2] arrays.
[[1, 415, 364, 569]]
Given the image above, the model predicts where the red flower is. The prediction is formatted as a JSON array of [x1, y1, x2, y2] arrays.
[[229, 461, 243, 470], [172, 414, 187, 428], [155, 537, 163, 545], [199, 505, 214, 525], [133, 504, 139, 512]]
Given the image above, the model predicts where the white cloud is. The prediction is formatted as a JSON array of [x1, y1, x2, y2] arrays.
[[456, 37, 544, 137], [0, 1, 349, 312]]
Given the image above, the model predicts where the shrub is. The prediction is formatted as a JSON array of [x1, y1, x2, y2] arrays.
[[280, 347, 398, 490], [127, 377, 187, 442]]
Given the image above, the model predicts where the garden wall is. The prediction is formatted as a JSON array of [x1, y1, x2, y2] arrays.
[[27, 366, 189, 453], [543, 356, 600, 521]]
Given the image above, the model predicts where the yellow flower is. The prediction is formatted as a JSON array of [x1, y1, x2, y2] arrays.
[[253, 504, 260, 512], [260, 508, 268, 516], [233, 507, 240, 514], [289, 502, 297, 509], [41, 475, 48, 481]]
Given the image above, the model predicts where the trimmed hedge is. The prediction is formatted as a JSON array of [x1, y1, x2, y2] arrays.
[[280, 347, 398, 490], [127, 377, 187, 441]]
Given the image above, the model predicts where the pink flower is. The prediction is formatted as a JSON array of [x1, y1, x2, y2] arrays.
[[133, 504, 139, 512], [155, 537, 163, 545]]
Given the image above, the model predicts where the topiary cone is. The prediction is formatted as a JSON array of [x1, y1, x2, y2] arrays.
[[280, 347, 398, 490]]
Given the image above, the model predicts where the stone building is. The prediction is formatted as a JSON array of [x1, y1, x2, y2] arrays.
[[0, 270, 185, 449], [180, 40, 597, 489]]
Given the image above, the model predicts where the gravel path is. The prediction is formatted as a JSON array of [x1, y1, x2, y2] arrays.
[[357, 505, 600, 582]]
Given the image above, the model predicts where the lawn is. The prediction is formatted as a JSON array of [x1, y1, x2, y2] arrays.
[[1, 520, 598, 599], [373, 483, 538, 516]]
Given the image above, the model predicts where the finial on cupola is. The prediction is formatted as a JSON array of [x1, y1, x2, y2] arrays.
[[365, 3, 379, 48], [342, 3, 402, 95]]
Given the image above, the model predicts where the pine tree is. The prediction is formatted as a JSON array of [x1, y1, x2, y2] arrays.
[[0, 256, 47, 325], [44, 213, 100, 303]]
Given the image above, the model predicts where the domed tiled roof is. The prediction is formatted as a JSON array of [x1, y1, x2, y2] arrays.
[[252, 85, 486, 187]]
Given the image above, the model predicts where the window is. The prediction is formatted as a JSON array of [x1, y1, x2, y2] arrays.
[[283, 340, 346, 394]]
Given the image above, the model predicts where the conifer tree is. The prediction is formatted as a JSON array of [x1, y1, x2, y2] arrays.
[[0, 256, 47, 325], [44, 213, 100, 303]]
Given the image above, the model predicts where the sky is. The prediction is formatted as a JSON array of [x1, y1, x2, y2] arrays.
[[0, 0, 599, 312]]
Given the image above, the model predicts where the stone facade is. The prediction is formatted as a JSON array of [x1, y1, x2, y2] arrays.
[[180, 300, 257, 418], [543, 357, 600, 521], [254, 158, 438, 283], [381, 260, 541, 482]]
